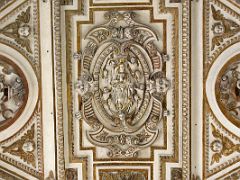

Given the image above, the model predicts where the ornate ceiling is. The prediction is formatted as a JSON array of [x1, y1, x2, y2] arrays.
[[0, 0, 239, 179]]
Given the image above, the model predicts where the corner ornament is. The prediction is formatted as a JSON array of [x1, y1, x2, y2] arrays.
[[2, 125, 36, 167], [75, 12, 170, 158], [210, 124, 240, 165], [0, 7, 32, 53], [211, 5, 240, 50]]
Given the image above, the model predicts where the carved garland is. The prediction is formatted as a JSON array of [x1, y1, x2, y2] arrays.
[[75, 11, 170, 158]]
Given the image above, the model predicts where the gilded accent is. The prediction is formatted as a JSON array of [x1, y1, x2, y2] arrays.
[[100, 171, 146, 180], [203, 0, 240, 178], [2, 124, 36, 167], [171, 168, 182, 180], [99, 168, 148, 180], [0, 0, 43, 178], [58, 0, 183, 179], [211, 5, 240, 50], [94, 163, 152, 180], [76, 11, 170, 158], [0, 55, 29, 131], [61, 0, 73, 5], [0, 7, 32, 53], [53, 0, 65, 179], [181, 0, 191, 179], [215, 54, 240, 128], [65, 168, 78, 180], [210, 124, 240, 165]]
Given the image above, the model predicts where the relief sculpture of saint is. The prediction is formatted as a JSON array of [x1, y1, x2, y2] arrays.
[[75, 11, 170, 158]]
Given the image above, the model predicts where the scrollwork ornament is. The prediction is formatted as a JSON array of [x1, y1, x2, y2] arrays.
[[210, 124, 240, 165], [76, 11, 170, 158], [211, 5, 240, 50], [0, 7, 32, 53], [2, 125, 36, 167]]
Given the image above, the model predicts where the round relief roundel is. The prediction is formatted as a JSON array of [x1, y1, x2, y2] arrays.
[[215, 54, 240, 128], [0, 55, 28, 131]]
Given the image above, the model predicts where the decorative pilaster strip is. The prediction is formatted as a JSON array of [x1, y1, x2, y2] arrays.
[[53, 0, 65, 179], [182, 0, 191, 179]]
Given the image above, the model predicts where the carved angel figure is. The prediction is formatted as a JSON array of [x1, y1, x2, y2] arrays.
[[210, 124, 240, 165], [211, 5, 240, 50], [0, 7, 32, 53], [76, 73, 93, 99], [149, 70, 170, 101], [99, 49, 144, 127]]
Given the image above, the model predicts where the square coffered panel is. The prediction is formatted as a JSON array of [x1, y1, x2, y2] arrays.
[[59, 0, 189, 180]]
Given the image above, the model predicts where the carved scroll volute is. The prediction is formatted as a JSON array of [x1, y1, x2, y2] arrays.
[[75, 12, 170, 158]]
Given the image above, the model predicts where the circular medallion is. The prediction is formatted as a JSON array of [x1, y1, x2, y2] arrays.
[[215, 54, 240, 128], [0, 55, 28, 131]]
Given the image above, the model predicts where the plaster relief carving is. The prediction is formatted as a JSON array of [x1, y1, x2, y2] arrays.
[[2, 124, 36, 167], [0, 55, 28, 131], [100, 170, 147, 180], [0, 7, 32, 53], [76, 12, 170, 158], [211, 5, 240, 50], [216, 54, 240, 128], [210, 124, 240, 165]]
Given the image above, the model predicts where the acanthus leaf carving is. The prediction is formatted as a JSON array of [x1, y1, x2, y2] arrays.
[[210, 124, 240, 165], [2, 124, 36, 167], [0, 7, 32, 53], [211, 5, 240, 50], [76, 11, 170, 158]]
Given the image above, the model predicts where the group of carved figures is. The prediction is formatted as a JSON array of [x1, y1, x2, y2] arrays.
[[74, 11, 170, 157]]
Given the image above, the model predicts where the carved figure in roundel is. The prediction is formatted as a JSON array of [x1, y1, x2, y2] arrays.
[[99, 47, 145, 128], [0, 55, 28, 131], [76, 12, 170, 157], [216, 54, 240, 128]]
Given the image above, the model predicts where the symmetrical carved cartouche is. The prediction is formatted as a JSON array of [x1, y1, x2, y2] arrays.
[[75, 12, 170, 158], [0, 56, 28, 131], [2, 125, 36, 167], [0, 7, 32, 53], [210, 124, 240, 165], [211, 5, 240, 50]]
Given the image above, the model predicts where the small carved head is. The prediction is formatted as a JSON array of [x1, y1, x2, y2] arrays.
[[210, 140, 223, 153], [18, 25, 31, 37], [212, 22, 225, 35]]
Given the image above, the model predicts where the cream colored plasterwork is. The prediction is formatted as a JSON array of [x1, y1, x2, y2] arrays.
[[57, 0, 190, 179], [76, 11, 170, 158], [0, 0, 54, 179], [203, 0, 240, 179]]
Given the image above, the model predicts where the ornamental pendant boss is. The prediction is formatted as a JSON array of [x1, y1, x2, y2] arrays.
[[76, 12, 170, 158]]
